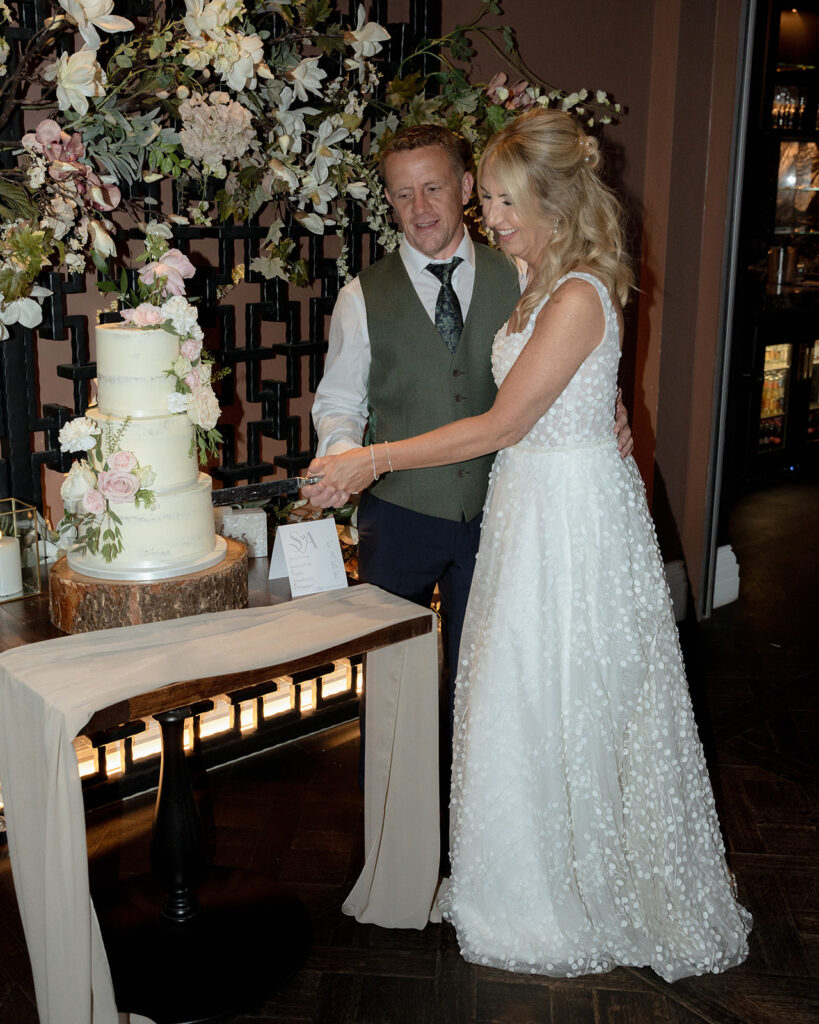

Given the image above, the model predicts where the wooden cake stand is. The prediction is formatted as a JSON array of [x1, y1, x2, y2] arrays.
[[49, 537, 248, 634]]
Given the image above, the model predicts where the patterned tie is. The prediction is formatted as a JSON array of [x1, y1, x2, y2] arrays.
[[426, 257, 464, 353]]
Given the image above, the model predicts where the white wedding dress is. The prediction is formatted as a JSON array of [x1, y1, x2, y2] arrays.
[[437, 272, 751, 981]]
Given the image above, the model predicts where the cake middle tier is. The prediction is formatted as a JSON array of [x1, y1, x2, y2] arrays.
[[90, 409, 199, 491]]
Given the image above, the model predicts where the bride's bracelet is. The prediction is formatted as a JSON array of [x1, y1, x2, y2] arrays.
[[384, 440, 394, 472], [370, 444, 379, 481]]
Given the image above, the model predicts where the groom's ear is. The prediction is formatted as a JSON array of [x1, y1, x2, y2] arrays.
[[460, 172, 475, 206]]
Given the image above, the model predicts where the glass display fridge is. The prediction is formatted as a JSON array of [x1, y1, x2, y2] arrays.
[[751, 331, 819, 475]]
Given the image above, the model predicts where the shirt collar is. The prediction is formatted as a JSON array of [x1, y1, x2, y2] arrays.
[[399, 228, 475, 283]]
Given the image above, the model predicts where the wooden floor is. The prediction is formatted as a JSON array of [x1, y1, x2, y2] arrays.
[[1, 480, 817, 1023]]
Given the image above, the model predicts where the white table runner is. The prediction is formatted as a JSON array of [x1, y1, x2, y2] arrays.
[[0, 584, 439, 1024]]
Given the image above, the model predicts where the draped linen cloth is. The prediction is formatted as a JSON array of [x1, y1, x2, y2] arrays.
[[0, 584, 438, 1024]]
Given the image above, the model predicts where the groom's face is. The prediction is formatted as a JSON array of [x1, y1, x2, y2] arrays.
[[383, 145, 474, 261]]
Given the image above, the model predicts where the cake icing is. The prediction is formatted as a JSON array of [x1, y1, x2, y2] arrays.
[[63, 322, 225, 580]]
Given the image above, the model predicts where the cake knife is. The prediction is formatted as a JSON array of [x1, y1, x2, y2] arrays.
[[211, 476, 323, 506]]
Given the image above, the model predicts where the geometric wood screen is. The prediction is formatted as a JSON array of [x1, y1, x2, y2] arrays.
[[0, 0, 441, 507]]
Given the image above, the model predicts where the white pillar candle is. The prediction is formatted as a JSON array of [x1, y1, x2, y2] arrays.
[[0, 533, 23, 597]]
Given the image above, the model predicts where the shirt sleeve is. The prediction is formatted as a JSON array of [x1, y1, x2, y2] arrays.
[[311, 279, 371, 456]]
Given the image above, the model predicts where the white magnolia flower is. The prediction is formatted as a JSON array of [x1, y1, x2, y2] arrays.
[[275, 89, 317, 155], [58, 416, 101, 453], [345, 5, 390, 60], [182, 0, 242, 41], [287, 57, 327, 102], [299, 173, 336, 215], [307, 120, 349, 181], [267, 157, 299, 191], [0, 288, 50, 340], [209, 29, 267, 91], [167, 392, 190, 414], [44, 49, 106, 116], [57, 0, 134, 51], [146, 221, 173, 240], [294, 210, 326, 235], [88, 220, 116, 257], [346, 180, 369, 201]]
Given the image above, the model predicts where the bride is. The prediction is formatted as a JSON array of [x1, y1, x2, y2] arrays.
[[309, 108, 751, 981]]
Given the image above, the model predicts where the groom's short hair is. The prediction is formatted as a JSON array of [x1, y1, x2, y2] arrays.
[[379, 124, 473, 182]]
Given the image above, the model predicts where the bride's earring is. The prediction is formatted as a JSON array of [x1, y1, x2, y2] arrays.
[[553, 217, 559, 236]]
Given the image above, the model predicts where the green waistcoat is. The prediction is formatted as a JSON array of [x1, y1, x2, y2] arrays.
[[360, 243, 520, 521]]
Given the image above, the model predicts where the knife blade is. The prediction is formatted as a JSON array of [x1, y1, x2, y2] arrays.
[[211, 476, 322, 507]]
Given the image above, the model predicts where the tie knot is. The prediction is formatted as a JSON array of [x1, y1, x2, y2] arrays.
[[426, 257, 463, 286]]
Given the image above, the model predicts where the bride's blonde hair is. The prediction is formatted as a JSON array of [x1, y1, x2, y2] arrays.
[[478, 108, 633, 322]]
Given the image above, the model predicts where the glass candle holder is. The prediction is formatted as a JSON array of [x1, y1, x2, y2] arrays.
[[0, 498, 42, 602]]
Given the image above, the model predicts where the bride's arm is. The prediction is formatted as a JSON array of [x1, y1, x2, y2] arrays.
[[309, 279, 605, 496]]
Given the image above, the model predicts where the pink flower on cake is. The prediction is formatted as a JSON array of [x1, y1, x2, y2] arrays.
[[97, 469, 141, 503], [179, 337, 202, 360], [139, 248, 195, 297], [187, 386, 220, 430], [121, 303, 165, 326], [184, 369, 201, 389], [109, 449, 138, 472], [81, 487, 105, 514]]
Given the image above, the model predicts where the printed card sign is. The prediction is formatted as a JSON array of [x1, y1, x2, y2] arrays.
[[268, 518, 348, 596]]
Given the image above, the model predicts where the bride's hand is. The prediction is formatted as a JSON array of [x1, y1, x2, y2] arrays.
[[304, 448, 375, 506]]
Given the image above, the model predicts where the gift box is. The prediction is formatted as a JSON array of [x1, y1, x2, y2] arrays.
[[214, 506, 268, 558]]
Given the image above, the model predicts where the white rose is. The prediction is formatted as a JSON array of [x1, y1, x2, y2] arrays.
[[173, 354, 193, 378], [187, 386, 220, 430], [136, 465, 156, 489], [61, 460, 97, 510]]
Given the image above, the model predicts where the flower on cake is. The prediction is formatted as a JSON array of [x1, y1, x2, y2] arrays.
[[105, 228, 227, 464], [57, 417, 157, 562], [138, 249, 196, 297], [57, 415, 101, 452]]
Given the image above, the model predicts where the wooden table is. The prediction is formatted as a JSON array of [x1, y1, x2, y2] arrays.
[[0, 575, 439, 1024]]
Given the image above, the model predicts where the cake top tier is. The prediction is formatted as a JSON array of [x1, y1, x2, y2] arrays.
[[95, 322, 180, 419]]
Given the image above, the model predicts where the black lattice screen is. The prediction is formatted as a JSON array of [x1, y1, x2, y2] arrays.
[[0, 0, 442, 507]]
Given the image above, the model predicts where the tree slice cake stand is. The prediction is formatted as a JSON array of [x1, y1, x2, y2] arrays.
[[49, 537, 248, 634]]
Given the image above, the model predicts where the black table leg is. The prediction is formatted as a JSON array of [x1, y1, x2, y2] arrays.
[[95, 706, 312, 1024]]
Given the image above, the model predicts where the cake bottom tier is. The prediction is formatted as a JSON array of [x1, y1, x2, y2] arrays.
[[68, 474, 226, 581]]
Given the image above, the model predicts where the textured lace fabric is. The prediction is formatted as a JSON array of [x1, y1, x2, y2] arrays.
[[437, 272, 752, 981]]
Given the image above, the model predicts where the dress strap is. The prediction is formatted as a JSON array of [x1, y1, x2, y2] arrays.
[[554, 271, 616, 322]]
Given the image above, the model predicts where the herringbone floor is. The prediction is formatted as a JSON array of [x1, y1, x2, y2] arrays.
[[1, 480, 817, 1023]]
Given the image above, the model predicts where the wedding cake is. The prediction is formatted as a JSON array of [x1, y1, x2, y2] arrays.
[[59, 318, 226, 581]]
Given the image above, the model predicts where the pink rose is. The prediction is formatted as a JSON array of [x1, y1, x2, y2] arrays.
[[121, 303, 165, 326], [184, 369, 201, 389], [162, 249, 196, 278], [179, 337, 202, 360], [97, 470, 140, 503], [81, 488, 105, 515], [109, 450, 138, 472]]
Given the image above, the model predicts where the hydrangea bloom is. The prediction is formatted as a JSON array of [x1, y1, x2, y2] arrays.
[[178, 92, 255, 178]]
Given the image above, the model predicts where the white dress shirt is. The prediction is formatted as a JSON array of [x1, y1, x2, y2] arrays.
[[312, 229, 479, 456]]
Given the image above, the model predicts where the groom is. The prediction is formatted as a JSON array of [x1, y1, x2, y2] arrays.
[[305, 124, 521, 715], [305, 125, 631, 741]]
